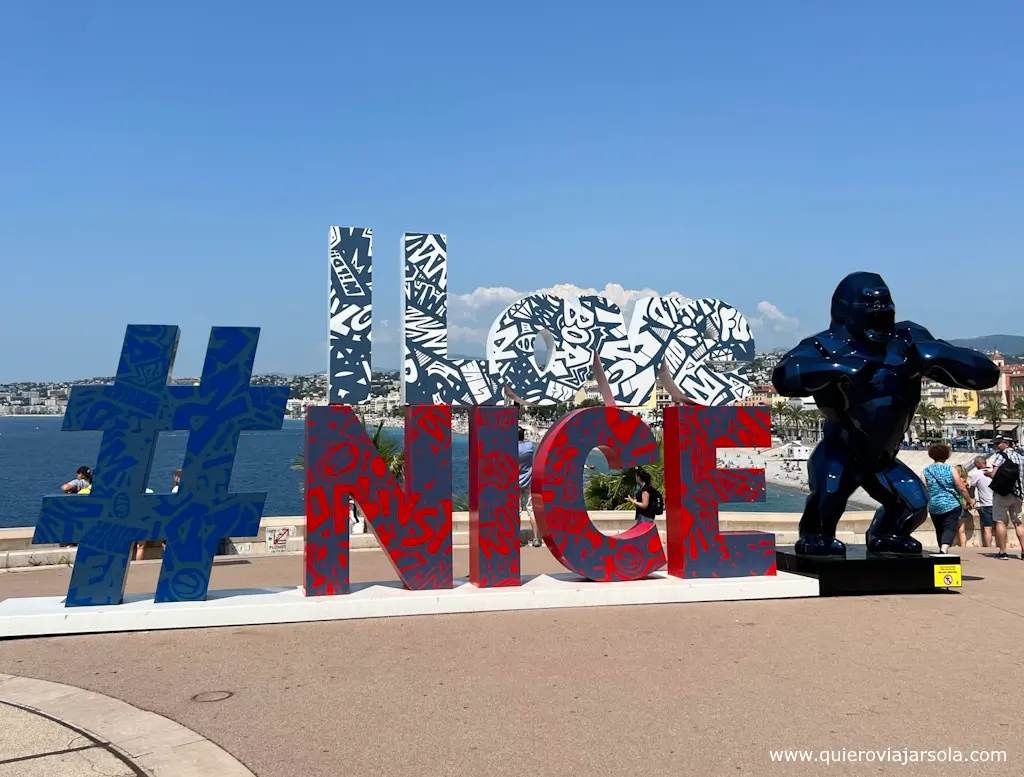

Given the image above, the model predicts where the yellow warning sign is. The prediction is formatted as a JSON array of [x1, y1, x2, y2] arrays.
[[934, 564, 962, 588]]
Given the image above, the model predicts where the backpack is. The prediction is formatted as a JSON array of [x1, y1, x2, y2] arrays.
[[649, 487, 664, 517], [990, 452, 1020, 497]]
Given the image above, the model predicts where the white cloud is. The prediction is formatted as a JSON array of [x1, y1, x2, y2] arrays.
[[371, 286, 786, 364], [749, 301, 799, 333], [451, 283, 687, 314], [446, 283, 692, 353]]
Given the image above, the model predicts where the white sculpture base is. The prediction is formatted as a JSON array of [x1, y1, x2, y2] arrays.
[[0, 571, 818, 638]]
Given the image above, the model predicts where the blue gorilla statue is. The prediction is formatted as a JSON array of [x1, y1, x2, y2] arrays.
[[772, 272, 999, 556]]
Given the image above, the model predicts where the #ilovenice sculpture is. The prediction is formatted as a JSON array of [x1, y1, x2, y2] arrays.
[[772, 272, 999, 556]]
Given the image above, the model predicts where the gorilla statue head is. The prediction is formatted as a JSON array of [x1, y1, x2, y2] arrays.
[[830, 272, 897, 345]]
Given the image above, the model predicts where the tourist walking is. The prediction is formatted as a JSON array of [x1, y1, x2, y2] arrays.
[[987, 436, 1024, 560], [968, 455, 994, 548], [923, 444, 973, 554], [519, 428, 541, 547], [626, 469, 657, 525]]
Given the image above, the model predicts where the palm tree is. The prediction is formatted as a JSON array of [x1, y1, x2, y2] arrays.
[[584, 470, 641, 512], [787, 406, 808, 440], [805, 408, 826, 442], [770, 401, 790, 437], [977, 397, 1007, 443], [914, 402, 944, 441], [584, 438, 666, 512], [1012, 398, 1024, 442]]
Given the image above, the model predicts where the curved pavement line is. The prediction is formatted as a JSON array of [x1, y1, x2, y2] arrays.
[[0, 673, 255, 776]]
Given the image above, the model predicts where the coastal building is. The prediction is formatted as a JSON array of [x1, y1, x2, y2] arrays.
[[972, 353, 1024, 414], [572, 378, 659, 415], [940, 417, 1019, 447], [655, 383, 672, 412], [760, 351, 785, 371], [368, 391, 402, 415], [738, 384, 778, 407], [749, 350, 786, 384], [977, 352, 1008, 408], [285, 398, 307, 418], [920, 378, 977, 418], [573, 380, 603, 405], [785, 396, 818, 411], [1000, 365, 1024, 410]]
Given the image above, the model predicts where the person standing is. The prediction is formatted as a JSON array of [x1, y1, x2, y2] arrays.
[[987, 436, 1024, 559], [968, 455, 995, 548], [954, 463, 971, 547], [923, 444, 973, 554], [519, 428, 541, 547], [626, 469, 656, 525]]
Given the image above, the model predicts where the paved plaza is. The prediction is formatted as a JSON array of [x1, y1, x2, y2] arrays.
[[1, 546, 1021, 776]]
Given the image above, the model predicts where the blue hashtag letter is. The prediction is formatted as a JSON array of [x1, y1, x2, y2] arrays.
[[33, 325, 288, 606]]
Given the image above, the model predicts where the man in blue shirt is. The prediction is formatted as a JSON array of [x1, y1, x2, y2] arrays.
[[519, 427, 541, 547]]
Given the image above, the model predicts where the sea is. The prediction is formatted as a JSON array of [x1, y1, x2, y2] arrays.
[[0, 416, 811, 529]]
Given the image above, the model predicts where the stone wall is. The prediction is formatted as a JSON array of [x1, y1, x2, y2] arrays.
[[2, 510, 1011, 570]]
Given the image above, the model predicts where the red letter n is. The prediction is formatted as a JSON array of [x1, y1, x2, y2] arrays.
[[304, 405, 453, 595]]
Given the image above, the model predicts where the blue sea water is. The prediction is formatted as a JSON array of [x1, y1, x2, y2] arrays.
[[0, 416, 811, 529]]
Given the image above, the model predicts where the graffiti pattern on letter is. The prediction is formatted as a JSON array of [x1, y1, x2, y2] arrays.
[[402, 233, 501, 406], [624, 297, 755, 406], [304, 405, 453, 595], [486, 294, 621, 406], [662, 405, 775, 578], [34, 326, 288, 606], [468, 406, 521, 588], [485, 293, 754, 407], [329, 226, 373, 404], [533, 407, 666, 581]]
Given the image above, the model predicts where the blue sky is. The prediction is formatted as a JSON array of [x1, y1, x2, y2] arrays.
[[1, 1, 1021, 381]]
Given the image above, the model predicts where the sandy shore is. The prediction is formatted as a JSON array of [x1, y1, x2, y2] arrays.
[[720, 449, 880, 509]]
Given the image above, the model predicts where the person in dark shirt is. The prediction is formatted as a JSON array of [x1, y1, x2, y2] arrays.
[[627, 469, 656, 524]]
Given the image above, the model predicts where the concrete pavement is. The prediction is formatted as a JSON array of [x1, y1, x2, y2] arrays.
[[0, 675, 253, 776], [0, 700, 137, 777], [1, 545, 1023, 776]]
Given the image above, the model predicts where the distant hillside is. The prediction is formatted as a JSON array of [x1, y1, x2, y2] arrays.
[[947, 335, 1024, 357]]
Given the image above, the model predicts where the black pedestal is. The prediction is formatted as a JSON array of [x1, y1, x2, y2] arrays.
[[776, 545, 962, 596]]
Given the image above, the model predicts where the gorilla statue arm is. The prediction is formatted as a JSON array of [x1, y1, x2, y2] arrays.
[[902, 322, 1000, 391], [771, 335, 865, 397]]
